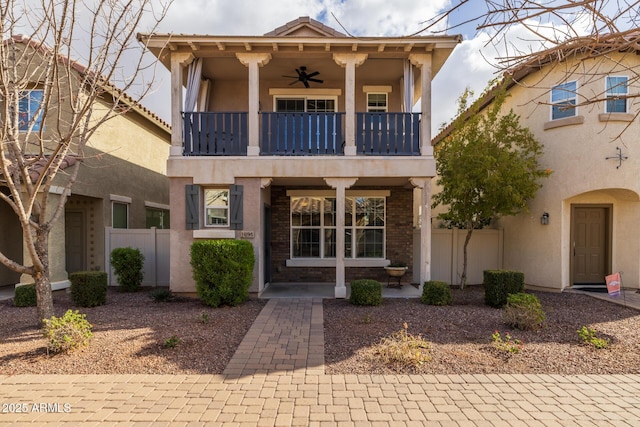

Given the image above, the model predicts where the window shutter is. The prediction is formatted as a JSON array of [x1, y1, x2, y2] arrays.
[[185, 184, 200, 230], [229, 184, 243, 230]]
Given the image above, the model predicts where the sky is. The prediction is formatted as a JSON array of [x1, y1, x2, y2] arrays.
[[133, 0, 507, 133]]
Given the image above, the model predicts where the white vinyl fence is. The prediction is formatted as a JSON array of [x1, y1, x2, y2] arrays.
[[105, 227, 170, 287], [414, 228, 504, 286]]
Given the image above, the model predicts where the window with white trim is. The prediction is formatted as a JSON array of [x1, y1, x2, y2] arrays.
[[290, 195, 386, 259], [204, 189, 229, 227], [551, 81, 577, 120], [275, 97, 336, 112], [367, 93, 388, 112], [605, 76, 628, 113], [112, 202, 129, 229], [18, 90, 44, 131]]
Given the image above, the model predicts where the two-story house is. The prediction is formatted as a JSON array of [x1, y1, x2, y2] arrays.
[[0, 36, 171, 289], [138, 17, 461, 297], [433, 32, 640, 292]]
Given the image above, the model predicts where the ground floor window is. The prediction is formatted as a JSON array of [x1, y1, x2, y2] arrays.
[[290, 195, 385, 259], [204, 189, 229, 226], [146, 208, 170, 229], [112, 202, 128, 229]]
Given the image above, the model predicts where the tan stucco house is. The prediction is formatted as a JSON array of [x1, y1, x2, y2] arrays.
[[433, 32, 640, 292], [138, 17, 461, 297], [0, 36, 171, 289]]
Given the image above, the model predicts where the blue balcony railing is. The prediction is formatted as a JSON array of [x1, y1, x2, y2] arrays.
[[183, 112, 248, 156], [356, 112, 420, 155], [261, 112, 345, 155], [182, 112, 421, 156]]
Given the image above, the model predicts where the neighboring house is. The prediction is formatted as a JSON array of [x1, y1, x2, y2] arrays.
[[433, 32, 640, 292], [0, 36, 171, 289], [138, 17, 461, 297]]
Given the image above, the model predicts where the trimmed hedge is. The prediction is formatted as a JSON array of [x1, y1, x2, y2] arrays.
[[349, 279, 382, 306], [190, 240, 255, 307], [421, 280, 452, 306], [70, 271, 107, 307], [14, 284, 37, 307], [484, 269, 525, 308], [110, 247, 144, 292]]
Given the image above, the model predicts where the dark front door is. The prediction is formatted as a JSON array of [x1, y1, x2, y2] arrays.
[[65, 211, 86, 274], [264, 204, 272, 285], [573, 206, 608, 285]]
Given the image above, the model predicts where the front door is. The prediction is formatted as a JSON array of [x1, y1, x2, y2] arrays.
[[65, 211, 86, 274], [263, 204, 272, 285], [572, 206, 609, 285]]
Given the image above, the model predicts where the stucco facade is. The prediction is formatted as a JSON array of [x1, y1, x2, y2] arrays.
[[139, 17, 461, 297], [434, 44, 640, 292]]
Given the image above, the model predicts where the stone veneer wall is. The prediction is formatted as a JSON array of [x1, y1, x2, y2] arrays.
[[270, 186, 414, 284]]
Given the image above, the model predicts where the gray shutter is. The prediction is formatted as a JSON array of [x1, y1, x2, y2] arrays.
[[229, 184, 243, 230], [185, 184, 200, 230]]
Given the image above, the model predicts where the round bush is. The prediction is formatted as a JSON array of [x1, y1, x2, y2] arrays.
[[190, 240, 255, 307], [503, 292, 546, 330], [14, 284, 37, 307], [349, 279, 382, 306], [421, 280, 452, 306], [110, 247, 144, 292], [70, 271, 107, 307]]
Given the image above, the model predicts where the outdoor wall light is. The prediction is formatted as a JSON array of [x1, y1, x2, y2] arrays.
[[541, 212, 550, 225]]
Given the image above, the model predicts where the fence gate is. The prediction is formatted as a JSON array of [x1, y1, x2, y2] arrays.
[[105, 227, 170, 286]]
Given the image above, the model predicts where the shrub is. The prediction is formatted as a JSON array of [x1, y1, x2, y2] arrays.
[[110, 247, 144, 292], [149, 287, 174, 303], [503, 292, 545, 330], [372, 322, 431, 368], [190, 240, 255, 307], [421, 280, 452, 306], [42, 309, 93, 354], [349, 279, 382, 306], [70, 271, 107, 307], [484, 270, 525, 308], [14, 284, 37, 307], [577, 326, 609, 349], [164, 335, 180, 348]]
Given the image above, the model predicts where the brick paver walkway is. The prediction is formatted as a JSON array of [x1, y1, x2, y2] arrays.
[[2, 298, 640, 425]]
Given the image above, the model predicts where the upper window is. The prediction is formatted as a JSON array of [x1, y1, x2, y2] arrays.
[[112, 202, 129, 229], [18, 90, 44, 131], [551, 81, 577, 120], [367, 93, 388, 112], [605, 76, 628, 113], [275, 97, 336, 113], [204, 189, 229, 227]]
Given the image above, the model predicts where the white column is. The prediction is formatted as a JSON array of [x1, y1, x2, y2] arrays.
[[333, 54, 368, 156], [236, 53, 272, 156], [325, 177, 358, 298], [410, 178, 432, 287], [409, 54, 433, 157], [170, 52, 194, 157]]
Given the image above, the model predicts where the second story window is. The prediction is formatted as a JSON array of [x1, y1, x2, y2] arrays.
[[605, 76, 628, 113], [367, 93, 388, 112], [551, 81, 577, 120], [18, 90, 44, 131]]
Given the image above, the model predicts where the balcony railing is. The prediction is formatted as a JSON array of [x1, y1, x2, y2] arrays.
[[356, 113, 420, 155], [182, 112, 421, 156], [261, 112, 344, 155], [183, 112, 248, 156]]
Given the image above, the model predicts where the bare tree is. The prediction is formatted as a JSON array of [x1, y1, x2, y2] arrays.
[[0, 0, 170, 322]]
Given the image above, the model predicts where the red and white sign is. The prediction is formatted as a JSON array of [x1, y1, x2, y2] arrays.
[[605, 272, 621, 296]]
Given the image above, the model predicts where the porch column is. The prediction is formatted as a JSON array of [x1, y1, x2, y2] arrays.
[[409, 54, 433, 157], [410, 178, 432, 287], [333, 54, 368, 156], [170, 52, 194, 157], [236, 53, 272, 157], [325, 177, 358, 298]]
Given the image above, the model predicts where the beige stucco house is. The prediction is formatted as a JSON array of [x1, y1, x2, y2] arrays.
[[138, 17, 461, 297], [0, 36, 171, 289], [433, 32, 640, 292]]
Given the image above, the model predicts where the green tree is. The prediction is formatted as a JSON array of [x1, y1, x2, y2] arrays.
[[432, 83, 550, 288]]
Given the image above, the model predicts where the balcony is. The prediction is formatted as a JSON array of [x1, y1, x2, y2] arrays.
[[182, 112, 421, 156]]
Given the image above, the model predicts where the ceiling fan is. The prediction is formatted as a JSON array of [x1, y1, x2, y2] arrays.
[[283, 66, 323, 88]]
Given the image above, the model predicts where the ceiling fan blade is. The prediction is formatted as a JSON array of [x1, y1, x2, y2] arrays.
[[295, 68, 303, 76], [306, 71, 320, 78], [289, 80, 299, 85], [282, 75, 299, 79], [303, 80, 310, 88], [308, 78, 323, 84]]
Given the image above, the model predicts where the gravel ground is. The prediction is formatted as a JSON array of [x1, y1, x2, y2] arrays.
[[1, 286, 639, 375], [324, 287, 640, 375]]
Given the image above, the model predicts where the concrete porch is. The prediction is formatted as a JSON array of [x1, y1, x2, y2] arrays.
[[259, 282, 421, 299]]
